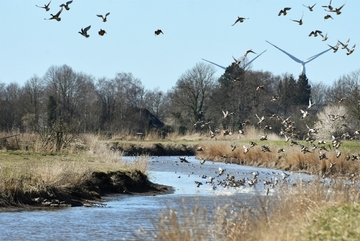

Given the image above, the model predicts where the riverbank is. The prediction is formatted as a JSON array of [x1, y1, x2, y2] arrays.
[[0, 167, 172, 211]]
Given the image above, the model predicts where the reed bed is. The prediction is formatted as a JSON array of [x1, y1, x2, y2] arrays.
[[141, 178, 360, 241]]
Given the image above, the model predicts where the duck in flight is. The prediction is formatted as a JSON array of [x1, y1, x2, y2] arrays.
[[36, 1, 51, 11], [79, 25, 91, 38], [98, 29, 106, 36], [97, 12, 110, 22], [303, 3, 316, 11], [232, 17, 248, 26], [278, 7, 291, 16], [291, 13, 304, 25], [59, 1, 73, 10], [154, 29, 164, 35], [44, 7, 63, 21]]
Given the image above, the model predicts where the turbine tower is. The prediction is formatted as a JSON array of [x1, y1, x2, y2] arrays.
[[265, 40, 331, 76], [202, 50, 267, 70]]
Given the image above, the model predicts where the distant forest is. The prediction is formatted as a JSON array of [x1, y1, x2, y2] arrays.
[[1, 63, 360, 145]]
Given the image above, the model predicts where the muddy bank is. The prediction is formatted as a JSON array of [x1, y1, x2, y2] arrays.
[[109, 142, 197, 156], [0, 170, 173, 211]]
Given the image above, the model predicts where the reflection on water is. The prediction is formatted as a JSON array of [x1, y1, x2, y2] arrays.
[[0, 156, 311, 241]]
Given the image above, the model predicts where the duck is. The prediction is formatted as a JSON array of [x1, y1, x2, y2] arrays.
[[309, 30, 322, 37], [59, 0, 72, 10], [303, 3, 316, 11], [327, 3, 345, 15], [328, 42, 339, 53], [338, 39, 350, 49], [97, 12, 110, 22], [308, 98, 315, 109], [256, 114, 265, 124], [278, 7, 291, 16], [98, 29, 106, 36], [244, 49, 256, 58], [36, 1, 51, 11], [346, 44, 356, 55], [300, 109, 309, 119], [154, 29, 164, 35], [319, 32, 328, 41], [243, 145, 249, 154], [231, 17, 248, 26], [195, 181, 203, 187], [324, 14, 333, 20], [256, 85, 265, 91], [232, 56, 242, 66], [259, 135, 268, 141], [291, 13, 304, 25], [44, 7, 63, 21], [79, 25, 91, 38], [322, 0, 334, 11], [222, 110, 234, 119], [179, 156, 189, 163]]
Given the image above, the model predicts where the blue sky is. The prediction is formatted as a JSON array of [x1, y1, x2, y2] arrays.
[[0, 0, 359, 92]]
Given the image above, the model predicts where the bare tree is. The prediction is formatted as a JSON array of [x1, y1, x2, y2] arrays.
[[168, 62, 216, 133]]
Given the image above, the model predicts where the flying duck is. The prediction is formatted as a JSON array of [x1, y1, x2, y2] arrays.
[[291, 13, 304, 25], [278, 7, 291, 16], [231, 17, 248, 26], [79, 25, 91, 38], [59, 1, 72, 10], [44, 7, 63, 21], [97, 12, 110, 22], [303, 3, 316, 11], [36, 1, 51, 11], [98, 29, 106, 36], [154, 29, 164, 35]]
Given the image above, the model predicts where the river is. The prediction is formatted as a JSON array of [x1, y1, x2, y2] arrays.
[[0, 156, 311, 240]]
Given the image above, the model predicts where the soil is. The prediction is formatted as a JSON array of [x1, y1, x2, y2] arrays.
[[0, 170, 173, 211]]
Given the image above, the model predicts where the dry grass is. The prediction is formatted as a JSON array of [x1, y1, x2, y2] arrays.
[[0, 133, 149, 206], [142, 178, 360, 241], [196, 138, 360, 178]]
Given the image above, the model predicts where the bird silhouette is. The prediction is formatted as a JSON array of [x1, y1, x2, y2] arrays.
[[44, 7, 63, 21], [244, 49, 256, 58], [338, 39, 350, 49], [98, 29, 106, 36], [97, 12, 110, 22], [59, 0, 72, 10], [309, 30, 322, 37], [326, 3, 345, 15], [154, 29, 164, 35], [79, 25, 91, 38], [291, 13, 304, 25], [346, 44, 356, 55], [324, 14, 333, 20], [303, 3, 316, 11], [36, 1, 51, 11], [278, 7, 291, 16], [232, 17, 248, 26]]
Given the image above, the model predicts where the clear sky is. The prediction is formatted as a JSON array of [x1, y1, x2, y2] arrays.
[[0, 0, 359, 92]]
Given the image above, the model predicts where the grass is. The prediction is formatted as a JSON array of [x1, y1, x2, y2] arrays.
[[139, 178, 360, 241], [0, 134, 149, 206]]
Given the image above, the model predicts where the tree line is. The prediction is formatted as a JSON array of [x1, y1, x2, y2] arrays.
[[1, 63, 359, 148]]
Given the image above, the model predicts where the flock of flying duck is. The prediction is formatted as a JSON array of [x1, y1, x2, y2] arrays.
[[36, 1, 164, 37], [37, 1, 109, 37]]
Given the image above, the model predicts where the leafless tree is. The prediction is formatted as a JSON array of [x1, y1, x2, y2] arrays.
[[168, 62, 216, 133]]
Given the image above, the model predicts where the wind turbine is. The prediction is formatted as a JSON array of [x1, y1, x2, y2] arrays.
[[265, 40, 331, 76], [202, 50, 267, 70]]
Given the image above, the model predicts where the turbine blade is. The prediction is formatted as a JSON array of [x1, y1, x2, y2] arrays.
[[266, 40, 303, 63], [243, 50, 267, 68], [304, 48, 332, 63], [201, 58, 226, 70]]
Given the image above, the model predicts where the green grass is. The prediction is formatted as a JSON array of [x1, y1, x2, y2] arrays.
[[301, 204, 360, 241]]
